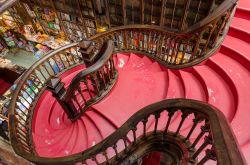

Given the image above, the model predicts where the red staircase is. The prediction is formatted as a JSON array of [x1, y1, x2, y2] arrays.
[[29, 1, 250, 163], [3, 0, 250, 165]]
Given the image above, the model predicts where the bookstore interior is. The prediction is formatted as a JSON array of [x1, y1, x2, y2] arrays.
[[0, 0, 110, 121]]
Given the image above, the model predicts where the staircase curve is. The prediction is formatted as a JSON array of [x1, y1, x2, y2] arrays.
[[5, 0, 250, 164]]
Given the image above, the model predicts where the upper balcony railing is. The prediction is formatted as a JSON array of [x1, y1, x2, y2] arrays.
[[89, 1, 237, 69], [8, 99, 247, 165]]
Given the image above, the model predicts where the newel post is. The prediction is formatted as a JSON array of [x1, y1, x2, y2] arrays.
[[47, 77, 78, 120], [79, 39, 97, 67]]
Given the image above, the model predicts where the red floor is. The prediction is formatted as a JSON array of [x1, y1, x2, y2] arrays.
[[31, 1, 250, 164]]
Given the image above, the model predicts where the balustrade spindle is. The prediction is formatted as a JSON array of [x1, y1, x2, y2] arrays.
[[171, 0, 177, 28], [103, 151, 109, 161], [42, 64, 52, 77], [92, 157, 99, 165], [189, 31, 203, 62], [113, 144, 119, 160], [154, 113, 161, 134], [194, 0, 202, 24], [123, 137, 128, 153], [163, 110, 175, 135], [192, 135, 213, 159], [77, 86, 87, 105], [190, 124, 210, 150], [83, 80, 94, 99], [175, 111, 189, 136], [132, 127, 137, 144], [142, 118, 148, 137], [165, 37, 172, 62], [185, 117, 202, 141], [197, 148, 216, 165], [202, 21, 219, 55]]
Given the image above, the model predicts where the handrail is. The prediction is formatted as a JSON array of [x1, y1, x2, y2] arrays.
[[185, 0, 237, 33], [65, 40, 115, 99], [86, 0, 237, 69], [0, 0, 18, 14], [8, 99, 246, 165], [8, 42, 85, 155], [57, 40, 118, 119]]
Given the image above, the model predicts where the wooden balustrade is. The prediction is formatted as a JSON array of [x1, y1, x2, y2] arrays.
[[88, 4, 236, 69], [59, 40, 118, 120], [9, 43, 85, 155], [8, 99, 246, 165], [6, 0, 241, 164]]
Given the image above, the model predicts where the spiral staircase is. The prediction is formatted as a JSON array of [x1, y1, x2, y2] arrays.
[[0, 0, 249, 164]]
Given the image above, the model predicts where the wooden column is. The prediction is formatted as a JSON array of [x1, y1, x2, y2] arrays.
[[122, 0, 126, 25], [160, 0, 166, 26], [141, 0, 144, 24], [104, 0, 110, 27], [180, 0, 191, 31]]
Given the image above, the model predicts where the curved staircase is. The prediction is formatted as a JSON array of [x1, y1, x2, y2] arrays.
[[2, 0, 249, 164]]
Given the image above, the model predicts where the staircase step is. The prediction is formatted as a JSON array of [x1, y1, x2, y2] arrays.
[[210, 52, 250, 145], [179, 70, 206, 101], [93, 70, 168, 127], [165, 70, 184, 98], [229, 16, 250, 43], [81, 115, 102, 149], [124, 53, 143, 70], [116, 53, 130, 69], [238, 0, 250, 12], [71, 120, 88, 154], [193, 65, 235, 120], [85, 109, 117, 138]]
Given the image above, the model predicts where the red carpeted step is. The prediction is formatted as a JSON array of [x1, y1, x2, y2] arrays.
[[179, 70, 206, 101], [116, 53, 130, 69], [71, 120, 88, 154], [80, 115, 102, 149], [85, 109, 117, 138], [210, 53, 250, 146], [222, 36, 250, 62], [165, 70, 184, 99], [126, 56, 153, 72], [229, 17, 250, 43], [193, 65, 235, 120], [92, 70, 168, 127], [238, 0, 250, 11], [123, 53, 143, 70]]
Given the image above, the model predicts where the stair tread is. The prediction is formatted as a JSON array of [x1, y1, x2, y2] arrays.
[[193, 65, 235, 120], [222, 35, 250, 63], [179, 70, 206, 101], [165, 70, 184, 98], [210, 52, 250, 145], [231, 16, 250, 36], [238, 0, 250, 11], [85, 110, 117, 138], [116, 53, 130, 69], [93, 70, 168, 127], [81, 115, 102, 149]]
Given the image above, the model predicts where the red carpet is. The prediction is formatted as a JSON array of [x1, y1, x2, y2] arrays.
[[31, 0, 250, 163]]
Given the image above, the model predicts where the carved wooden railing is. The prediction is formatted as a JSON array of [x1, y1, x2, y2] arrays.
[[47, 40, 118, 120], [8, 39, 117, 157], [0, 0, 18, 14], [8, 99, 246, 165], [89, 2, 237, 69], [8, 43, 85, 155]]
